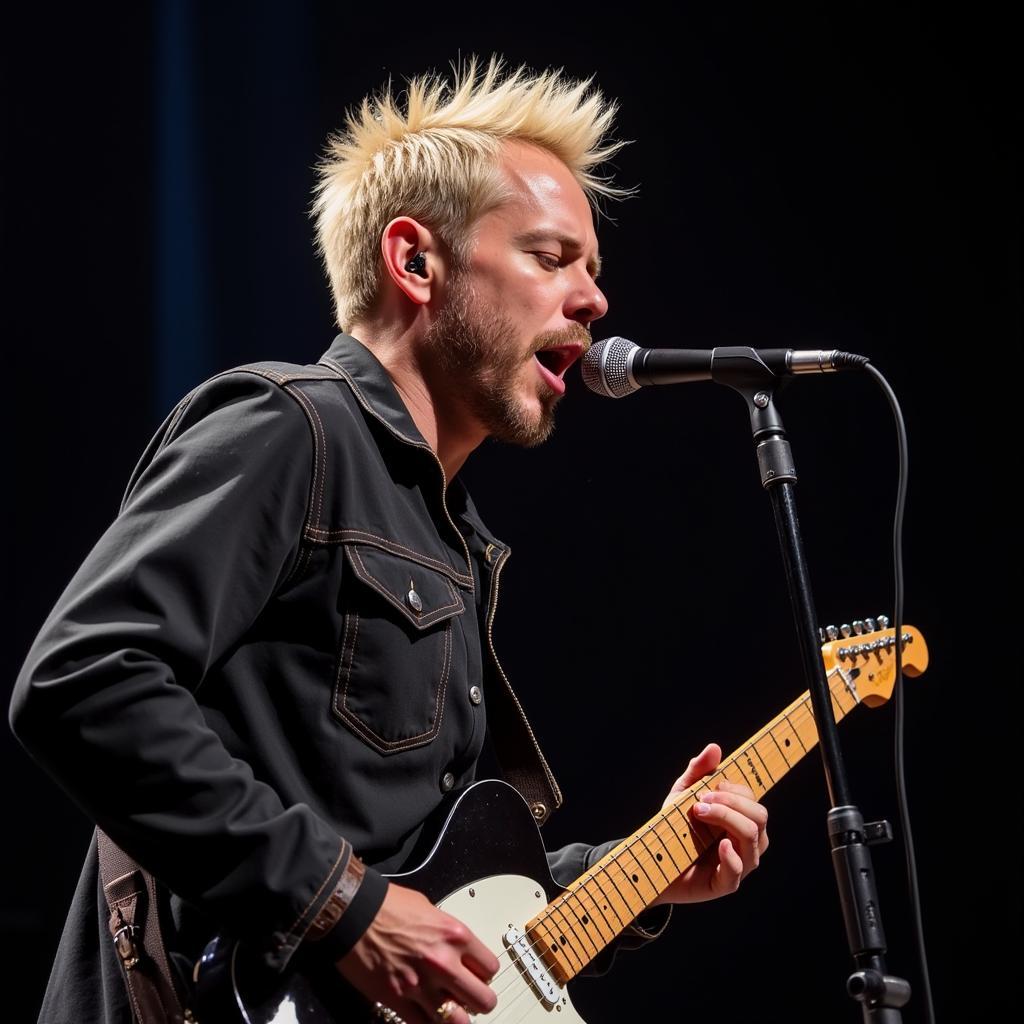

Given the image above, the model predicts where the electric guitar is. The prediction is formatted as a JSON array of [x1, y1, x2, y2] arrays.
[[192, 620, 928, 1023]]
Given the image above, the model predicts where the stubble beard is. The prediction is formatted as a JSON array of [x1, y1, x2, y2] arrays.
[[424, 274, 562, 448]]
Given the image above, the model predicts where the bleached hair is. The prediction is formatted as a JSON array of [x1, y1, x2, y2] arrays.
[[313, 55, 633, 331]]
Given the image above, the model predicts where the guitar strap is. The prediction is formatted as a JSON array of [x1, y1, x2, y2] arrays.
[[96, 829, 187, 1024]]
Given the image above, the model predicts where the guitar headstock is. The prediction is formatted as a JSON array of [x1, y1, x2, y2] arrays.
[[818, 616, 928, 708]]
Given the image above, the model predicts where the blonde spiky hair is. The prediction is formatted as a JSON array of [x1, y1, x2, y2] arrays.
[[313, 55, 633, 331]]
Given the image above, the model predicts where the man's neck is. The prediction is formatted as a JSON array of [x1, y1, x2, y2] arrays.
[[349, 325, 484, 482]]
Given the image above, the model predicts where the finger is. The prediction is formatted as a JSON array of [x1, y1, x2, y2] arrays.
[[691, 800, 763, 873], [699, 788, 769, 830], [677, 743, 723, 790], [412, 993, 469, 1024], [423, 944, 497, 1016], [715, 837, 745, 892], [713, 779, 756, 800], [462, 944, 500, 984], [455, 926, 500, 981], [443, 966, 497, 1017]]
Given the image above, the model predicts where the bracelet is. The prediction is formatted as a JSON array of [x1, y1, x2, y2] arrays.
[[305, 851, 367, 942]]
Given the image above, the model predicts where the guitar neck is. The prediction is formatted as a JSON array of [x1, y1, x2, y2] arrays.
[[526, 666, 860, 982]]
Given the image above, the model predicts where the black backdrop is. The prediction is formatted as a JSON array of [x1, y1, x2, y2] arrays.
[[2, 4, 1018, 1021]]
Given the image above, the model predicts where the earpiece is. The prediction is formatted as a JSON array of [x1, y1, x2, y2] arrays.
[[405, 251, 427, 278]]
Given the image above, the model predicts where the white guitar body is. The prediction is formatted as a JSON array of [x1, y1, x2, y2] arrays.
[[438, 874, 585, 1022]]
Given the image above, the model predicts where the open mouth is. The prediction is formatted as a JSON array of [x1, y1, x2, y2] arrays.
[[533, 343, 586, 395]]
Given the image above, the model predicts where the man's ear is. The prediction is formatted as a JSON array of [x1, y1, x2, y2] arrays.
[[380, 217, 441, 306]]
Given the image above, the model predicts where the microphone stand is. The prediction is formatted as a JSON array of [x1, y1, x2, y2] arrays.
[[711, 348, 911, 1022]]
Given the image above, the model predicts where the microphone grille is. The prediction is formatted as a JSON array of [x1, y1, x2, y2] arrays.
[[581, 336, 640, 398]]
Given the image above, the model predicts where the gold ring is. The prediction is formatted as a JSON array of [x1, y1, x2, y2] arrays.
[[436, 999, 460, 1022]]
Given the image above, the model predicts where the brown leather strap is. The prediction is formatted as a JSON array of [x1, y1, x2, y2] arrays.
[[97, 830, 186, 1024], [485, 667, 563, 825]]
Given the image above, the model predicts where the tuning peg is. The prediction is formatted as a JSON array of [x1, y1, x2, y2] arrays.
[[852, 620, 865, 635], [826, 624, 839, 641], [865, 617, 877, 632], [840, 623, 852, 638], [877, 614, 890, 629], [819, 627, 826, 643]]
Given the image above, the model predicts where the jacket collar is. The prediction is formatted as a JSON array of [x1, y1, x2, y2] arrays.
[[317, 333, 429, 450], [317, 333, 508, 555]]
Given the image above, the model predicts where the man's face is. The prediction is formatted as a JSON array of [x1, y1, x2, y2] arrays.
[[424, 141, 608, 447]]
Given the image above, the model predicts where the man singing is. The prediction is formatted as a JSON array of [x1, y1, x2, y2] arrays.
[[11, 56, 768, 1024]]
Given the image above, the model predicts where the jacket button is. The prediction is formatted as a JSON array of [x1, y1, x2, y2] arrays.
[[407, 587, 423, 613], [468, 685, 482, 705], [440, 771, 455, 793]]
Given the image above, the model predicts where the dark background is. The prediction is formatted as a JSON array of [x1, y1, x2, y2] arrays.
[[2, 4, 1018, 1021]]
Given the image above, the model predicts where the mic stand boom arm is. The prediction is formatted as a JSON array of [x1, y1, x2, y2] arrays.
[[711, 347, 911, 1022]]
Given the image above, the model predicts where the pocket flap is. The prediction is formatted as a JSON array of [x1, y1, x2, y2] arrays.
[[343, 544, 465, 629]]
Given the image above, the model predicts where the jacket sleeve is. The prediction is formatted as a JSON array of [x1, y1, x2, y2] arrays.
[[9, 371, 386, 973], [546, 840, 673, 977]]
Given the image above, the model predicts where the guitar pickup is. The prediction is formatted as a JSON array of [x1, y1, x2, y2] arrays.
[[503, 927, 560, 1007]]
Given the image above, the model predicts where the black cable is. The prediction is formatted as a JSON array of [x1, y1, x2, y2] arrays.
[[863, 362, 935, 1024]]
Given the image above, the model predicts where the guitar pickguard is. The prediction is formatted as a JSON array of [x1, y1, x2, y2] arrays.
[[438, 874, 583, 1021]]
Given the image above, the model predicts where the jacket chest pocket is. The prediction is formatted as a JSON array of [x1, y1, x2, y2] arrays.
[[333, 543, 467, 754]]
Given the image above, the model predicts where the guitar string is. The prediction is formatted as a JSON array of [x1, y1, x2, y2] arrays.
[[478, 689, 836, 1018]]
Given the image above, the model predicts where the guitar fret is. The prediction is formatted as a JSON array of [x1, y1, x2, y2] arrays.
[[649, 819, 684, 874], [529, 919, 572, 983], [587, 870, 627, 929], [728, 757, 761, 793], [780, 707, 808, 752], [830, 673, 856, 716], [717, 764, 746, 787], [612, 853, 658, 906], [560, 884, 617, 946], [792, 698, 817, 750], [600, 859, 648, 917], [666, 805, 703, 862], [637, 831, 672, 885], [545, 904, 586, 971], [752, 733, 785, 784], [766, 722, 795, 768], [620, 840, 660, 895], [827, 684, 844, 722], [755, 735, 779, 779], [743, 743, 774, 793], [557, 892, 603, 956]]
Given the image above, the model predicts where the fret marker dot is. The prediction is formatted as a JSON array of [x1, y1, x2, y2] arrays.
[[581, 915, 589, 925]]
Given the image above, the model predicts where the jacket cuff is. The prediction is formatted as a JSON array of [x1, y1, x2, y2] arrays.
[[302, 851, 390, 963]]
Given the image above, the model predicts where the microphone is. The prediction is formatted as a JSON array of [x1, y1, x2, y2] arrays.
[[581, 336, 869, 398]]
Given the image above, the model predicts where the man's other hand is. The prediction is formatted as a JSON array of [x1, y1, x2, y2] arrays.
[[654, 742, 769, 905]]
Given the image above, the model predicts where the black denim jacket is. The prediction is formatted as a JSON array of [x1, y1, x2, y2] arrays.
[[11, 335, 668, 1022]]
